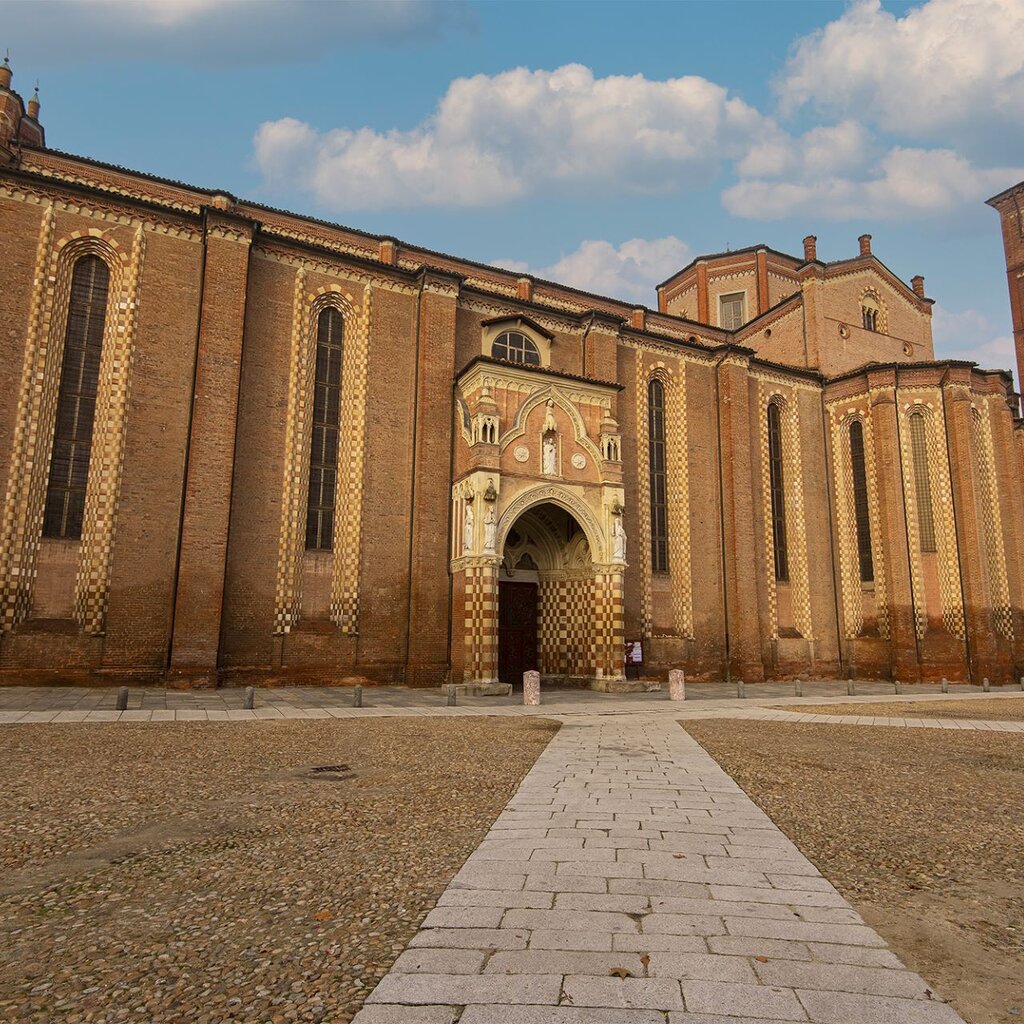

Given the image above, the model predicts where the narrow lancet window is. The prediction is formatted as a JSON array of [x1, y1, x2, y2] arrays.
[[908, 412, 936, 552], [43, 254, 109, 540], [305, 307, 344, 550], [767, 401, 789, 582], [648, 379, 668, 572], [849, 421, 874, 582]]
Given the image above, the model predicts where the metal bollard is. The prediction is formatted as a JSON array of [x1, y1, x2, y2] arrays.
[[523, 670, 540, 706], [795, 679, 803, 698], [116, 686, 129, 711], [446, 683, 457, 707], [983, 677, 991, 692], [737, 680, 745, 699], [668, 669, 686, 702], [941, 677, 949, 694], [243, 686, 255, 710], [846, 679, 855, 696], [894, 679, 903, 695], [353, 685, 363, 708]]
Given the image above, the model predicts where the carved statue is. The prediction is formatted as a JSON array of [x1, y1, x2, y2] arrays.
[[483, 506, 496, 554], [612, 512, 626, 562], [463, 503, 475, 553], [542, 433, 557, 475]]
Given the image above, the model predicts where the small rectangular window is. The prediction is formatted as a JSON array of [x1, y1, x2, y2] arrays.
[[719, 292, 746, 331]]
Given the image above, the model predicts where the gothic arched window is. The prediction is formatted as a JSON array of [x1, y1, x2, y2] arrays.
[[908, 411, 936, 552], [849, 420, 874, 583], [305, 307, 344, 550], [648, 379, 668, 572], [491, 330, 540, 366], [861, 293, 882, 332], [43, 254, 110, 540], [767, 401, 789, 582]]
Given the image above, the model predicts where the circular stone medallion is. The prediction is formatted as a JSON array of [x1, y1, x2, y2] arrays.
[[571, 453, 587, 470], [514, 445, 530, 463]]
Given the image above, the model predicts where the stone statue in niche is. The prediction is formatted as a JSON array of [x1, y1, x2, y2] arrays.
[[612, 509, 626, 562], [542, 433, 557, 475], [483, 506, 496, 553], [463, 503, 475, 553]]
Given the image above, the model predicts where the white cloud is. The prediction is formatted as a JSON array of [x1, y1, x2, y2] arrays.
[[777, 0, 1024, 151], [932, 305, 1016, 369], [724, 145, 1023, 221], [2, 0, 471, 65], [253, 64, 771, 210], [493, 236, 690, 304]]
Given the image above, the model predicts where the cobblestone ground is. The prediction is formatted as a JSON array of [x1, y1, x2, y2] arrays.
[[0, 718, 557, 1023], [353, 715, 964, 1024], [687, 719, 1024, 1024]]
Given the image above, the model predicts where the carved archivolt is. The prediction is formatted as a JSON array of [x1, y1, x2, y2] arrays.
[[496, 485, 606, 564]]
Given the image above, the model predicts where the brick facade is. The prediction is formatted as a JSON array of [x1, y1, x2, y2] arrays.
[[1, 73, 1022, 688]]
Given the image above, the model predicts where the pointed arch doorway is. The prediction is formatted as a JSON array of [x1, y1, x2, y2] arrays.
[[498, 501, 607, 687]]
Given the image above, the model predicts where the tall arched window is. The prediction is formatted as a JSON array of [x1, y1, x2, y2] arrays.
[[305, 307, 344, 550], [849, 421, 874, 583], [908, 412, 936, 552], [767, 401, 789, 582], [648, 379, 668, 572], [43, 254, 110, 540]]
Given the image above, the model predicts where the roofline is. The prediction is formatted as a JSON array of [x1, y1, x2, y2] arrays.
[[656, 244, 801, 290], [456, 354, 624, 391], [986, 178, 1024, 207]]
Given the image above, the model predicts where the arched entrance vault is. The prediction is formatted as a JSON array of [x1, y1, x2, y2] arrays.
[[453, 485, 626, 691]]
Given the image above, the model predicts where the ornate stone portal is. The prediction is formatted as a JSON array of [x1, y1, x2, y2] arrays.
[[450, 357, 631, 690]]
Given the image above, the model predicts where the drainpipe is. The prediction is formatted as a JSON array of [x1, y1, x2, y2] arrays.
[[939, 366, 973, 683], [712, 347, 732, 684]]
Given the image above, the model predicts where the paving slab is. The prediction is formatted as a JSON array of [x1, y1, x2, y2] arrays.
[[357, 714, 964, 1022]]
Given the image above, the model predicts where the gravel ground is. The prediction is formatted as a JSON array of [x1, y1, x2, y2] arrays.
[[0, 718, 558, 1024], [787, 697, 1024, 720], [685, 719, 1024, 1024]]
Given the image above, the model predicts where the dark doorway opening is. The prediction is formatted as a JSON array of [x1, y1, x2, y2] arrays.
[[498, 580, 538, 687]]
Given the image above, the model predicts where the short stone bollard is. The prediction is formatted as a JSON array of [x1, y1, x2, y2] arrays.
[[243, 686, 255, 710], [795, 679, 803, 698], [846, 679, 855, 696], [523, 670, 541, 706], [1020, 675, 1024, 692], [446, 683, 457, 707], [353, 685, 363, 708], [116, 686, 129, 711], [941, 677, 949, 694], [894, 679, 903, 695], [983, 677, 991, 692], [737, 680, 745, 699], [668, 669, 686, 702]]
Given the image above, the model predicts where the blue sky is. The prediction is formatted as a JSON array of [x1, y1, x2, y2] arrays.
[[5, 0, 1023, 378]]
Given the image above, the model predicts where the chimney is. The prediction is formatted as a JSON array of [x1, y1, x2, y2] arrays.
[[858, 233, 872, 257], [911, 275, 925, 299], [802, 235, 817, 262], [517, 277, 533, 302], [631, 307, 646, 330], [378, 238, 397, 265]]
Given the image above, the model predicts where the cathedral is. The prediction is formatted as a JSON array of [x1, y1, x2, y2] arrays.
[[2, 61, 1023, 691]]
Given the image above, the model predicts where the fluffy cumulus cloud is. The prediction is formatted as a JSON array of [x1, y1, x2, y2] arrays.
[[494, 236, 690, 304], [776, 0, 1024, 153], [725, 141, 1024, 221], [253, 64, 770, 210], [1, 0, 472, 65], [932, 305, 1015, 368]]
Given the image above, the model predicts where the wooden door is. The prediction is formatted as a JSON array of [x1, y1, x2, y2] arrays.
[[498, 581, 538, 686]]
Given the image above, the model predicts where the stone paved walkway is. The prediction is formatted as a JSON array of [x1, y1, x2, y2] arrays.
[[352, 714, 965, 1024]]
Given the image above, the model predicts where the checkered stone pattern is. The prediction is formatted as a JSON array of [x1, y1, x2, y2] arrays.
[[898, 395, 965, 640], [76, 224, 146, 635], [634, 349, 653, 636], [666, 365, 694, 639], [272, 268, 313, 635], [828, 404, 888, 641], [972, 400, 1014, 640], [464, 561, 499, 682], [0, 218, 139, 636], [539, 573, 594, 677], [330, 286, 372, 633], [758, 386, 813, 640], [594, 568, 626, 678]]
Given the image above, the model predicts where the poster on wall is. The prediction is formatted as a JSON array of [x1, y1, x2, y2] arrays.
[[625, 640, 643, 666]]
